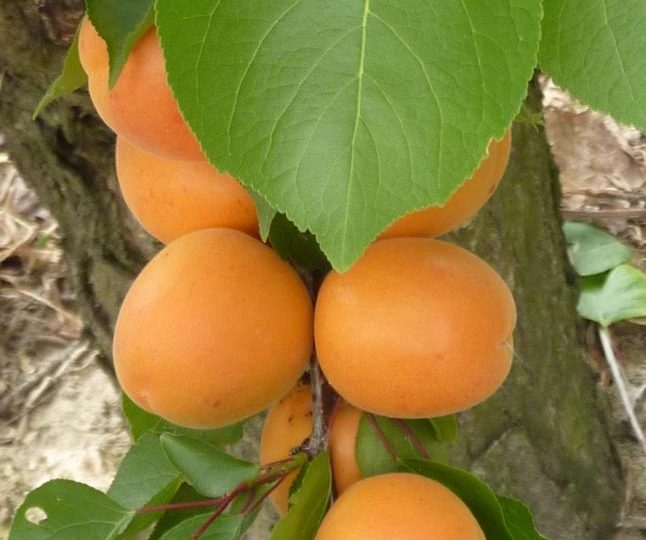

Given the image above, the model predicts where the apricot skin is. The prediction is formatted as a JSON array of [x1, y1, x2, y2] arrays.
[[78, 18, 203, 161], [315, 238, 516, 418], [382, 131, 512, 238], [315, 473, 485, 540], [116, 137, 258, 243], [113, 229, 313, 429], [260, 384, 362, 514]]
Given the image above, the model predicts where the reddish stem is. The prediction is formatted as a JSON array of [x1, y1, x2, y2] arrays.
[[192, 487, 242, 540], [136, 498, 222, 514], [392, 418, 430, 459], [366, 414, 398, 459]]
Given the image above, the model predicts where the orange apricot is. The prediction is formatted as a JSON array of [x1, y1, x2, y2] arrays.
[[260, 384, 362, 514], [115, 137, 258, 243], [315, 238, 516, 418], [382, 131, 512, 238], [78, 17, 203, 161], [113, 229, 313, 429], [315, 473, 485, 540]]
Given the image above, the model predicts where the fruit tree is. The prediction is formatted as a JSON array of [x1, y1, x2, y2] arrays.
[[3, 0, 644, 539]]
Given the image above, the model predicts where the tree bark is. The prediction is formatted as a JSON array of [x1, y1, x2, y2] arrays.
[[0, 2, 623, 538]]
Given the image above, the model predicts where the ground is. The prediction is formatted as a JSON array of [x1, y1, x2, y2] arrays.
[[1, 81, 645, 538]]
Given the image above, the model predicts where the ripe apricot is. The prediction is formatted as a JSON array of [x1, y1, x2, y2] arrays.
[[315, 473, 485, 540], [115, 137, 258, 243], [113, 229, 313, 429], [315, 238, 516, 418], [260, 384, 362, 514], [382, 131, 512, 238], [78, 18, 203, 161]]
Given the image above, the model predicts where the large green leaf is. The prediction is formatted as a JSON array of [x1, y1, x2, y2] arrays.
[[540, 0, 646, 131], [86, 0, 155, 87], [563, 221, 631, 276], [34, 29, 87, 118], [578, 264, 646, 326], [122, 394, 244, 447], [156, 0, 541, 270], [9, 480, 132, 540], [497, 496, 548, 540], [160, 434, 259, 498], [270, 452, 331, 540]]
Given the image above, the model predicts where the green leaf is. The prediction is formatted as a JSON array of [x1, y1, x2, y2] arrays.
[[86, 0, 155, 87], [149, 485, 208, 540], [540, 0, 646, 131], [269, 214, 331, 273], [160, 434, 259, 498], [248, 190, 277, 241], [156, 0, 542, 270], [9, 480, 132, 540], [402, 459, 513, 540], [270, 452, 331, 540], [578, 264, 646, 326], [563, 221, 631, 276], [497, 496, 549, 540], [107, 433, 182, 538], [429, 415, 458, 443], [122, 394, 244, 447], [34, 29, 87, 119], [356, 414, 448, 478], [158, 514, 244, 540]]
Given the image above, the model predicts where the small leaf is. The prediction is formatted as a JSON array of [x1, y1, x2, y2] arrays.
[[161, 434, 259, 498], [108, 433, 182, 537], [270, 452, 331, 540], [429, 415, 458, 443], [269, 214, 331, 273], [578, 264, 646, 326], [402, 459, 513, 540], [356, 414, 448, 477], [9, 480, 132, 540], [33, 30, 87, 118], [563, 221, 631, 276], [497, 496, 549, 540], [122, 394, 244, 447], [158, 513, 244, 540], [86, 0, 155, 87], [540, 0, 646, 131]]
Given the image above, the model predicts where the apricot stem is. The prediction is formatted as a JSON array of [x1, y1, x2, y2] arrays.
[[392, 418, 430, 459], [306, 354, 328, 457]]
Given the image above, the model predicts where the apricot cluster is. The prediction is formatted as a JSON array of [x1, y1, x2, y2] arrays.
[[80, 18, 514, 536]]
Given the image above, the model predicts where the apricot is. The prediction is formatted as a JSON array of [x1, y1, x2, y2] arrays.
[[315, 238, 516, 418], [260, 384, 362, 514], [78, 17, 203, 161], [115, 137, 258, 243], [113, 229, 313, 429], [382, 131, 512, 238], [315, 473, 485, 540]]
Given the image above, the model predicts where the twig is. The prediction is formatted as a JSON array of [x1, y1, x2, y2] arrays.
[[392, 419, 429, 459], [305, 354, 328, 457], [598, 326, 646, 454], [366, 414, 398, 460]]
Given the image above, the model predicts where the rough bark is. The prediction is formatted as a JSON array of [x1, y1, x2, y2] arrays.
[[0, 2, 623, 538]]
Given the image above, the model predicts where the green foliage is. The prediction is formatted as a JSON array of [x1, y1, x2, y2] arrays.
[[563, 221, 631, 276], [270, 452, 331, 540], [9, 480, 132, 540], [403, 459, 550, 540], [157, 514, 244, 540], [540, 0, 646, 131], [108, 433, 182, 538], [429, 415, 458, 443], [160, 434, 259, 498], [85, 0, 155, 87], [356, 414, 449, 477], [122, 394, 244, 447], [249, 191, 278, 240], [33, 30, 87, 119], [155, 0, 541, 270], [578, 264, 646, 326], [269, 214, 331, 273]]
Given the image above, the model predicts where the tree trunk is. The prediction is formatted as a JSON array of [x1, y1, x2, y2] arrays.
[[0, 2, 623, 538]]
